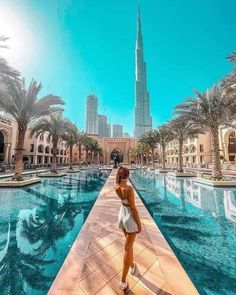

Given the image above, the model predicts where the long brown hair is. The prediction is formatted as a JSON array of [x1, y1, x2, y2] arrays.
[[116, 166, 130, 184]]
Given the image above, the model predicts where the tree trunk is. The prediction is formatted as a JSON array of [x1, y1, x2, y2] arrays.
[[151, 148, 154, 168], [178, 138, 184, 173], [13, 127, 26, 181], [140, 154, 143, 166], [211, 127, 222, 180], [78, 143, 81, 166], [85, 148, 88, 165], [69, 144, 73, 170], [161, 144, 166, 170], [51, 140, 58, 173]]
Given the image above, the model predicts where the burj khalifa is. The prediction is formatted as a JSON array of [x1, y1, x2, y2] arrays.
[[134, 5, 152, 138]]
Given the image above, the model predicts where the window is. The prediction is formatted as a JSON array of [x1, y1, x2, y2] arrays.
[[200, 144, 204, 152], [39, 134, 44, 141], [30, 144, 34, 152]]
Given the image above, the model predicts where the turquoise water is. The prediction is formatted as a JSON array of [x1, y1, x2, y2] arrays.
[[0, 169, 109, 295], [131, 170, 236, 295]]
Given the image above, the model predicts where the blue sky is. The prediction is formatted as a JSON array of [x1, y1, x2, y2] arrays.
[[1, 0, 236, 135]]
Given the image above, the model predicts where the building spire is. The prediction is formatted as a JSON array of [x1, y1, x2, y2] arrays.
[[134, 3, 152, 138], [137, 3, 142, 40]]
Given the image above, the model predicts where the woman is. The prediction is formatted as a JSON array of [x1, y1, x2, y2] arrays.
[[115, 166, 142, 290]]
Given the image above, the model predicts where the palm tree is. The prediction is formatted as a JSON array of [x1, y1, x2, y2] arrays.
[[0, 36, 19, 79], [221, 52, 236, 97], [175, 86, 236, 179], [130, 147, 139, 164], [168, 116, 202, 173], [80, 134, 93, 165], [139, 130, 158, 167], [0, 79, 64, 180], [154, 124, 172, 170], [89, 140, 99, 164], [30, 114, 66, 173], [96, 146, 103, 165], [137, 142, 149, 166], [61, 121, 79, 170]]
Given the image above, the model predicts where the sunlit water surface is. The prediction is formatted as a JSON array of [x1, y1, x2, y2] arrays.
[[0, 169, 109, 295], [131, 170, 236, 295]]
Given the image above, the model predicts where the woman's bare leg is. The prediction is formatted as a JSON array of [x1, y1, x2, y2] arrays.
[[121, 233, 136, 283], [122, 228, 127, 237]]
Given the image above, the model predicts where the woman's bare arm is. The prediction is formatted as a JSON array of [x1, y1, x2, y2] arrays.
[[127, 186, 142, 233]]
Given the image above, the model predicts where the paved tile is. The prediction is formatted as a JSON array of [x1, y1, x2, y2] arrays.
[[49, 169, 199, 295]]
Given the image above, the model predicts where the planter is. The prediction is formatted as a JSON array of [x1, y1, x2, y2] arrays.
[[168, 172, 196, 178], [39, 172, 67, 177], [67, 169, 80, 173], [194, 177, 236, 187], [0, 177, 41, 187]]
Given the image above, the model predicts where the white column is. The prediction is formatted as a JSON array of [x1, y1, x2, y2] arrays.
[[4, 143, 10, 164]]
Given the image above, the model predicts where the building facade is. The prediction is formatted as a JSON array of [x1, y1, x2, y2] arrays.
[[97, 114, 110, 138], [113, 124, 123, 137], [23, 130, 68, 165], [0, 113, 68, 166], [166, 132, 212, 166], [99, 137, 137, 164], [0, 114, 17, 164], [219, 127, 236, 163], [86, 94, 98, 134], [134, 5, 152, 138]]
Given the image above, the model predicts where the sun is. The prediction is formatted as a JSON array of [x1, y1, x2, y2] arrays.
[[0, 2, 34, 71]]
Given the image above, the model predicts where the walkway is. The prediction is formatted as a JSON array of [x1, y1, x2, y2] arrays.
[[49, 170, 199, 295]]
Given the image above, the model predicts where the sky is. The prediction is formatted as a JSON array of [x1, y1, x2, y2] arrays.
[[0, 0, 236, 136]]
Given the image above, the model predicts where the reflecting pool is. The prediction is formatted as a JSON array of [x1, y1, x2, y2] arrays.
[[131, 170, 236, 295], [0, 169, 109, 295]]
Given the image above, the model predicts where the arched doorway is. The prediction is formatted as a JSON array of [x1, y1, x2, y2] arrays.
[[0, 131, 4, 162], [228, 132, 236, 162], [110, 148, 124, 164]]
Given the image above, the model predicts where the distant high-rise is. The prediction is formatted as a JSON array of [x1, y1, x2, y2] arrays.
[[106, 124, 111, 137], [97, 114, 110, 137], [134, 5, 152, 138], [123, 132, 130, 138], [113, 124, 123, 137], [86, 95, 98, 134]]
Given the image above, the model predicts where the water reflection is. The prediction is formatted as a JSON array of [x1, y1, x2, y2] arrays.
[[131, 170, 236, 295], [0, 170, 108, 295]]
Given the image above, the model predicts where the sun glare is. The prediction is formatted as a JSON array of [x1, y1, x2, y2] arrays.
[[0, 3, 34, 70]]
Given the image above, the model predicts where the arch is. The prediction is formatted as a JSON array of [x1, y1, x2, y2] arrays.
[[110, 147, 124, 163], [0, 131, 4, 162], [45, 146, 50, 154], [183, 146, 189, 154], [38, 144, 44, 153], [227, 131, 236, 162], [189, 144, 196, 153]]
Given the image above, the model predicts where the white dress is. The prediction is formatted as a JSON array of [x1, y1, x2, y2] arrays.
[[117, 193, 138, 233]]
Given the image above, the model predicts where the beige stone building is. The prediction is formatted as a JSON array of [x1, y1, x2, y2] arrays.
[[219, 127, 236, 163], [0, 113, 68, 166], [0, 114, 17, 164], [69, 135, 137, 165], [99, 137, 137, 164], [23, 129, 68, 165], [166, 132, 212, 166]]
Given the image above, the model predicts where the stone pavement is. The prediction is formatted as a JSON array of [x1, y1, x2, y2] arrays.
[[48, 170, 199, 295]]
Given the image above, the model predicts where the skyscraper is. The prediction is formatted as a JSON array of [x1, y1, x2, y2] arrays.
[[106, 124, 111, 137], [134, 5, 152, 138], [97, 114, 111, 137], [113, 124, 123, 137], [86, 94, 98, 134]]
